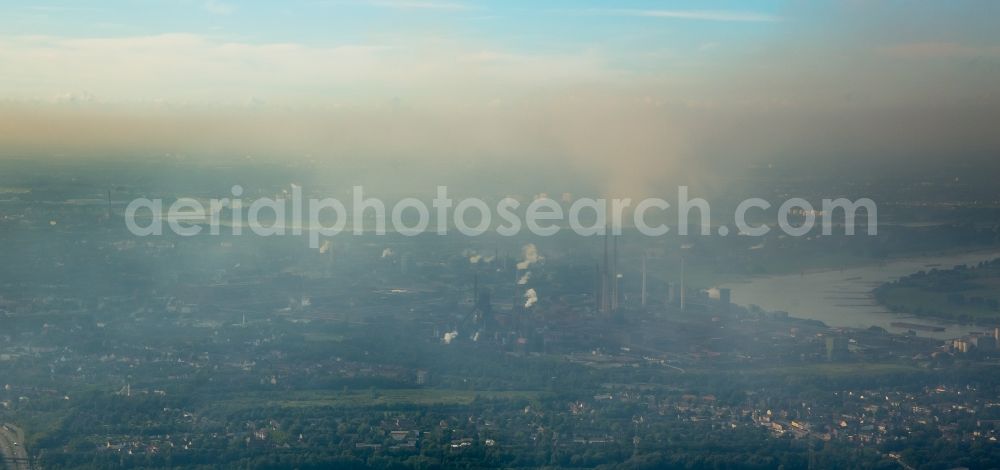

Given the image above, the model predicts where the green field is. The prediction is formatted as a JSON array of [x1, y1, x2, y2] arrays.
[[878, 287, 1000, 321], [874, 260, 1000, 324], [213, 389, 542, 410], [742, 362, 921, 379]]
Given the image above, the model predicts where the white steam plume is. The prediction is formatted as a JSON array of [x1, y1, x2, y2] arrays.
[[523, 288, 538, 308], [516, 243, 542, 270]]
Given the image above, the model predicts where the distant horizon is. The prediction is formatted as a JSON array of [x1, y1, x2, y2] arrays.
[[2, 1, 999, 197]]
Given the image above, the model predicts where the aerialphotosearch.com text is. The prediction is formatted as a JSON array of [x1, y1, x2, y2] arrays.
[[124, 185, 878, 248]]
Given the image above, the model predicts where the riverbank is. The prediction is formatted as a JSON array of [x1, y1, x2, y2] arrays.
[[720, 249, 1000, 340], [873, 257, 1000, 327]]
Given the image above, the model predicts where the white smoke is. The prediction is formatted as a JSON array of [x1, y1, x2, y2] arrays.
[[472, 331, 480, 342], [442, 330, 459, 344], [464, 249, 496, 265], [517, 272, 532, 285], [523, 288, 538, 308], [381, 247, 395, 258], [318, 240, 332, 254], [516, 243, 543, 270]]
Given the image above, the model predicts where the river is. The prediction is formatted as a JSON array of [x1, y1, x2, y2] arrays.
[[721, 250, 1000, 340]]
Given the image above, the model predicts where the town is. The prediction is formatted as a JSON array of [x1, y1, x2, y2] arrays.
[[3, 167, 1000, 468]]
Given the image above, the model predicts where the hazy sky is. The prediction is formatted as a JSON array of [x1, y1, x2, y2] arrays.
[[1, 1, 999, 194]]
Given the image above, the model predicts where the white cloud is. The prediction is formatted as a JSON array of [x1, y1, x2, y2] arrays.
[[367, 1, 469, 11], [203, 0, 235, 15], [594, 9, 781, 22], [0, 33, 616, 104]]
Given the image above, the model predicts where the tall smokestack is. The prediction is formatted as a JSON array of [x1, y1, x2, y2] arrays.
[[641, 254, 647, 309], [594, 263, 602, 311], [611, 235, 619, 312], [474, 273, 479, 305], [513, 268, 520, 314], [680, 256, 686, 311], [601, 231, 610, 314]]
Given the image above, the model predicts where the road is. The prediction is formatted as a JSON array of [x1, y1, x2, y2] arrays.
[[0, 423, 30, 470]]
